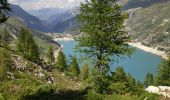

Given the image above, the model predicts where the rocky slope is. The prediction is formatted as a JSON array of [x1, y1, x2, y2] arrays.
[[126, 1, 170, 53]]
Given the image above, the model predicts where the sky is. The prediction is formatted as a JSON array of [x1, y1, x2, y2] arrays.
[[9, 0, 84, 11]]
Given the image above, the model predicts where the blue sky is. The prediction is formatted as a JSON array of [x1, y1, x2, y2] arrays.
[[9, 0, 84, 10]]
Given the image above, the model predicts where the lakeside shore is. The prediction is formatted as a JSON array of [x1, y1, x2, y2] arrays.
[[53, 37, 168, 59], [53, 37, 74, 41], [128, 42, 168, 59]]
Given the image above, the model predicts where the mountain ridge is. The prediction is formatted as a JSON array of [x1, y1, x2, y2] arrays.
[[9, 4, 49, 32]]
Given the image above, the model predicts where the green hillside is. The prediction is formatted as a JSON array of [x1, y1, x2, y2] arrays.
[[127, 1, 170, 53], [0, 16, 60, 52]]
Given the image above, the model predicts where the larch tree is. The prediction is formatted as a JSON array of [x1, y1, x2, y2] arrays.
[[144, 73, 154, 87], [69, 56, 80, 76], [0, 0, 11, 23], [76, 0, 133, 93], [55, 50, 67, 71], [0, 48, 12, 79], [77, 0, 133, 73], [0, 29, 11, 47], [81, 63, 89, 80], [17, 28, 39, 63], [156, 56, 170, 86], [47, 46, 54, 64]]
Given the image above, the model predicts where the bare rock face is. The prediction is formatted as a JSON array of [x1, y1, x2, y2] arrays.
[[145, 86, 170, 99]]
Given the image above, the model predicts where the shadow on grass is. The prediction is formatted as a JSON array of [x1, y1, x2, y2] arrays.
[[21, 89, 86, 100]]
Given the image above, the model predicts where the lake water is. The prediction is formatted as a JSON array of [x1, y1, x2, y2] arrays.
[[57, 40, 161, 82]]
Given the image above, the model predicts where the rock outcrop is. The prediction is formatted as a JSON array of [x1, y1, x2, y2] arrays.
[[146, 86, 170, 99]]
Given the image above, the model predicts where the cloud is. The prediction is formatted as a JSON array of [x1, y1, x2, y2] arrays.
[[9, 0, 84, 10]]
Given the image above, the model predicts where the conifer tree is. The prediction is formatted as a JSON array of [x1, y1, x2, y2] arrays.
[[77, 0, 133, 73], [77, 0, 133, 93], [136, 81, 144, 88], [0, 48, 12, 79], [17, 28, 39, 62], [127, 73, 136, 86], [69, 56, 80, 76], [47, 46, 54, 64], [0, 29, 11, 47], [55, 50, 67, 71], [81, 63, 89, 80], [156, 56, 170, 86], [0, 0, 11, 23], [112, 67, 127, 82], [144, 73, 154, 87]]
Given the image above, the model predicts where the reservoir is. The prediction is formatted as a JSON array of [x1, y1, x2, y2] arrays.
[[57, 40, 162, 82]]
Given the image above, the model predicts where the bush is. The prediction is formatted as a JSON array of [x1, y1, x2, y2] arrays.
[[0, 93, 4, 100], [138, 92, 160, 100], [109, 82, 130, 95], [20, 84, 55, 100], [86, 93, 103, 100]]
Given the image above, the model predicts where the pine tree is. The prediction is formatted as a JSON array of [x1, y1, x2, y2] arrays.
[[76, 0, 133, 93], [156, 56, 170, 86], [17, 28, 39, 62], [77, 0, 133, 73], [127, 73, 136, 86], [0, 48, 12, 79], [81, 63, 89, 80], [55, 50, 67, 71], [144, 73, 154, 87], [112, 67, 127, 82], [47, 46, 54, 64], [69, 56, 80, 76], [0, 29, 11, 47], [0, 0, 11, 23], [136, 81, 144, 88]]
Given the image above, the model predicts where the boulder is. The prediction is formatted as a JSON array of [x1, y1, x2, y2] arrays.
[[146, 86, 170, 98]]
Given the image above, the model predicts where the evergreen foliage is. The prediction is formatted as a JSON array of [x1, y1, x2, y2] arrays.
[[156, 56, 170, 86], [91, 70, 110, 94], [17, 28, 39, 62], [0, 48, 12, 79], [47, 46, 54, 64], [144, 73, 154, 87], [0, 29, 12, 47], [69, 56, 80, 76], [112, 67, 127, 82], [55, 50, 67, 71], [81, 63, 89, 80], [77, 0, 133, 93], [77, 0, 133, 72], [0, 0, 11, 23], [127, 73, 136, 87]]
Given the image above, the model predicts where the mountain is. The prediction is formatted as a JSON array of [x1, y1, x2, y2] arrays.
[[126, 1, 170, 53], [51, 17, 78, 33], [9, 4, 49, 32], [0, 16, 60, 48], [48, 0, 170, 33], [28, 8, 66, 21], [123, 0, 170, 10], [48, 7, 79, 33]]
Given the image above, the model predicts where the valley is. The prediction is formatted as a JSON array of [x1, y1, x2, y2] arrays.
[[0, 0, 170, 99]]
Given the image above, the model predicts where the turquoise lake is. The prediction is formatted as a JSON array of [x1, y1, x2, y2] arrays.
[[57, 40, 162, 82]]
